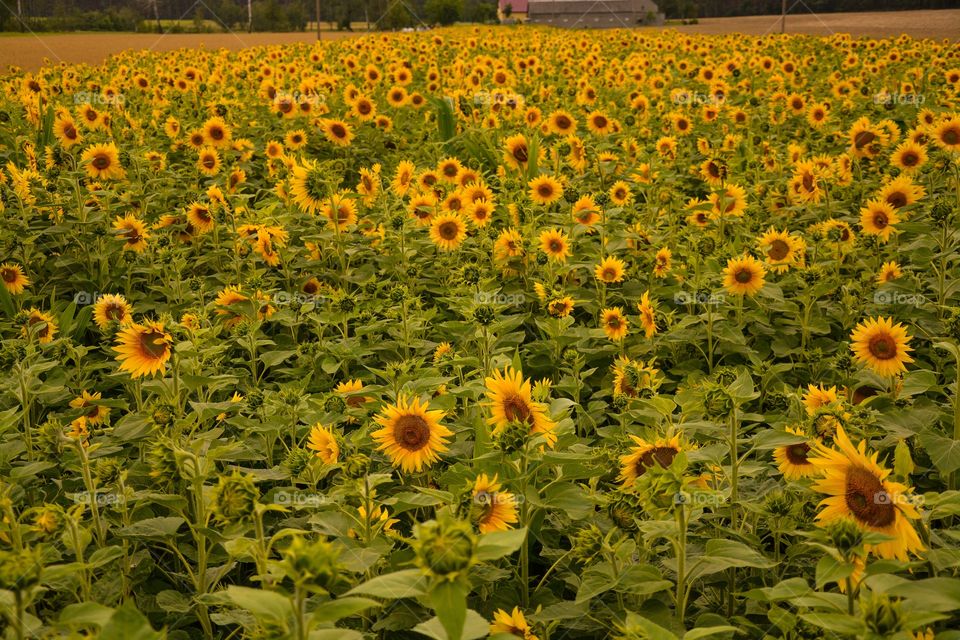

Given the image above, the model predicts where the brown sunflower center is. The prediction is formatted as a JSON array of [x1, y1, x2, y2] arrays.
[[734, 268, 753, 284], [202, 156, 216, 169], [636, 446, 678, 476], [438, 221, 460, 240], [393, 414, 431, 451], [867, 332, 897, 360], [594, 115, 608, 128], [901, 152, 918, 166], [886, 193, 906, 208], [942, 127, 960, 145], [139, 330, 169, 360], [92, 154, 111, 170], [802, 172, 815, 192], [330, 124, 347, 139], [1, 268, 15, 283], [768, 238, 791, 261], [549, 240, 562, 252], [537, 184, 554, 198], [209, 126, 224, 140], [555, 115, 571, 129], [785, 442, 810, 465], [854, 130, 876, 149], [513, 145, 528, 163], [64, 124, 78, 139], [105, 303, 125, 320], [602, 267, 617, 280], [872, 211, 889, 228], [845, 465, 896, 528], [502, 394, 533, 424], [707, 162, 720, 178]]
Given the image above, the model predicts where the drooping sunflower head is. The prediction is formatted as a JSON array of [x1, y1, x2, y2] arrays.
[[114, 321, 173, 379], [371, 395, 451, 473], [307, 423, 340, 465]]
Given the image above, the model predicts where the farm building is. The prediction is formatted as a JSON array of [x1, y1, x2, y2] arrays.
[[527, 0, 663, 28], [498, 0, 529, 22]]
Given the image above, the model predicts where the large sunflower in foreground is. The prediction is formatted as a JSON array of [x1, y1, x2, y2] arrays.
[[114, 321, 173, 378], [485, 367, 556, 447], [850, 316, 913, 377], [619, 434, 682, 488], [808, 426, 924, 561], [371, 395, 451, 473], [471, 474, 518, 533]]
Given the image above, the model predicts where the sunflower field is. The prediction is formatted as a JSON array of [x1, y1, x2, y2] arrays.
[[1, 24, 960, 640]]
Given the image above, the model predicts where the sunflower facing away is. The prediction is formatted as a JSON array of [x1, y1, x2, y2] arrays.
[[471, 474, 518, 533], [485, 367, 556, 447], [114, 321, 173, 378], [307, 423, 340, 464], [637, 290, 658, 339], [371, 395, 451, 473], [808, 426, 924, 561], [850, 316, 914, 377]]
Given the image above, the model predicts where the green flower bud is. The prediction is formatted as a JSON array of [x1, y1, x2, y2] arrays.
[[570, 524, 605, 564], [282, 536, 340, 590], [0, 546, 43, 590], [861, 591, 905, 639], [283, 447, 314, 477], [211, 471, 259, 525], [829, 518, 864, 559], [413, 516, 477, 581], [473, 304, 495, 326], [703, 384, 734, 419]]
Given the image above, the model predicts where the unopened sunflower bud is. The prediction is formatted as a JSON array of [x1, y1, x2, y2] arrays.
[[283, 447, 313, 477], [413, 516, 477, 581], [324, 395, 346, 414], [211, 471, 259, 525], [861, 592, 905, 639], [283, 536, 340, 589], [764, 491, 793, 518], [473, 304, 495, 326], [342, 453, 371, 479], [570, 524, 605, 564], [494, 419, 529, 454], [703, 384, 734, 419], [828, 518, 864, 558]]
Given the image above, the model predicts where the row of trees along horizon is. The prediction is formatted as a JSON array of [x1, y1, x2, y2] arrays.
[[1, 0, 958, 33]]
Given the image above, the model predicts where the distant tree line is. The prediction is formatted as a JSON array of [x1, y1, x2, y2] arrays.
[[658, 0, 960, 20], [0, 0, 497, 32], [1, 0, 956, 31]]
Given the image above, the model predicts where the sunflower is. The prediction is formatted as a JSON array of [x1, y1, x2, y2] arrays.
[[335, 379, 369, 408], [307, 424, 340, 464], [407, 194, 436, 225], [613, 357, 660, 398], [290, 160, 330, 215], [757, 228, 799, 272], [114, 321, 172, 378], [538, 228, 570, 263], [619, 435, 682, 487], [23, 308, 58, 344], [546, 109, 577, 135], [528, 175, 563, 206], [803, 384, 839, 416], [571, 195, 600, 226], [490, 607, 538, 640], [586, 110, 613, 135], [53, 115, 82, 148], [196, 147, 221, 176], [503, 134, 530, 170], [215, 286, 249, 327], [0, 263, 30, 294], [371, 395, 451, 473], [321, 119, 354, 147], [850, 316, 914, 377], [485, 367, 556, 447], [889, 141, 927, 173], [468, 199, 494, 227], [601, 307, 628, 341], [112, 214, 149, 252], [436, 157, 462, 183], [709, 183, 747, 218], [81, 142, 124, 180], [69, 390, 110, 425], [877, 261, 902, 284], [471, 474, 518, 533], [320, 193, 358, 231], [859, 200, 899, 242], [547, 296, 574, 318], [92, 294, 133, 329], [608, 180, 632, 206], [429, 213, 467, 251], [494, 228, 525, 262], [653, 247, 672, 278], [637, 290, 657, 338], [773, 426, 818, 480], [595, 256, 626, 284], [877, 176, 925, 210], [185, 202, 214, 234], [849, 117, 888, 158], [202, 116, 232, 147], [723, 255, 766, 296], [391, 160, 415, 195], [932, 117, 960, 152], [808, 426, 924, 561]]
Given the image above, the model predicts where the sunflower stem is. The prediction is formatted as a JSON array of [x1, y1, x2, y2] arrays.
[[675, 503, 688, 626]]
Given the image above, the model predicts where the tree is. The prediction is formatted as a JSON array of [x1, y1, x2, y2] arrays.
[[424, 0, 462, 25]]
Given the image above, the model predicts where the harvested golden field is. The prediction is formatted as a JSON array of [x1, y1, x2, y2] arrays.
[[1, 19, 960, 640]]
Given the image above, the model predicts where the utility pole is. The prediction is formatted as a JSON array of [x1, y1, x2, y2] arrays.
[[316, 0, 321, 40], [780, 0, 786, 34]]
